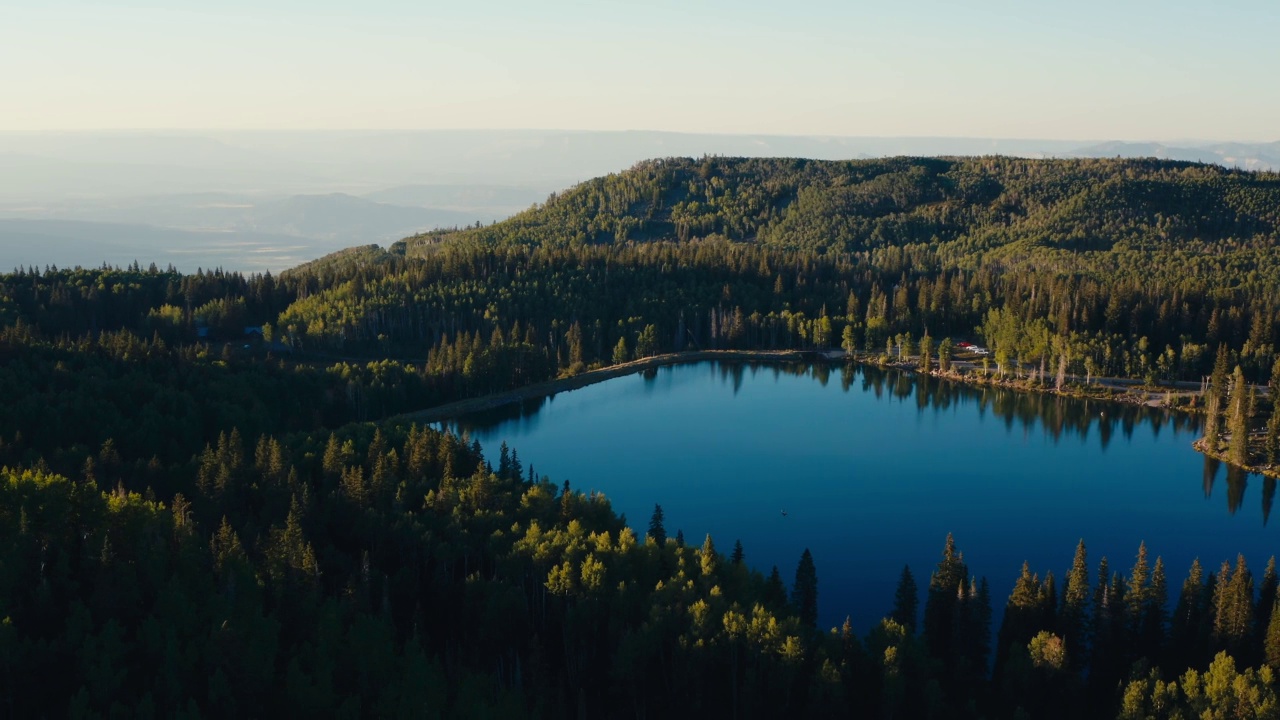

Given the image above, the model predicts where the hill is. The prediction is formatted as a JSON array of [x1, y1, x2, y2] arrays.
[[394, 155, 1280, 287]]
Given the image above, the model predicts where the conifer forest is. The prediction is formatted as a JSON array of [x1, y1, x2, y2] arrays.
[[7, 156, 1280, 717]]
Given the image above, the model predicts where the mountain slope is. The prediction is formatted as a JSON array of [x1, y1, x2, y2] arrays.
[[392, 155, 1280, 283]]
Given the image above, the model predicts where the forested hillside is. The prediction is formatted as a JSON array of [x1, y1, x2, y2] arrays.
[[5, 157, 1280, 717], [273, 157, 1280, 387], [399, 155, 1280, 283]]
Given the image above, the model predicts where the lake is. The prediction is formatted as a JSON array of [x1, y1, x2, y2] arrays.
[[445, 361, 1274, 632]]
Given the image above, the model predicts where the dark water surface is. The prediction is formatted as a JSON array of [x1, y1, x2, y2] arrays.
[[445, 362, 1275, 631]]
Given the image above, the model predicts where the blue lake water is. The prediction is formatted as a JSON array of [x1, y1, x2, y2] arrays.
[[445, 362, 1275, 632]]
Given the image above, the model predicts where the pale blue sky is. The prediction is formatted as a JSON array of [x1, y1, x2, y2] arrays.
[[4, 0, 1277, 140]]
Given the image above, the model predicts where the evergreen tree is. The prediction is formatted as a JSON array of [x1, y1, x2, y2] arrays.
[[1171, 558, 1208, 668], [1204, 344, 1231, 449], [1266, 596, 1280, 669], [565, 321, 584, 373], [996, 561, 1046, 678], [635, 324, 659, 358], [1258, 557, 1278, 633], [963, 577, 994, 681], [1228, 366, 1251, 466], [1212, 555, 1255, 655], [891, 565, 918, 632], [924, 533, 968, 663], [699, 534, 717, 578], [937, 337, 953, 374], [1139, 556, 1168, 662], [841, 324, 857, 356], [1089, 558, 1124, 693], [764, 566, 788, 610], [646, 504, 666, 545], [1059, 539, 1090, 663], [1126, 542, 1152, 639], [793, 549, 819, 629]]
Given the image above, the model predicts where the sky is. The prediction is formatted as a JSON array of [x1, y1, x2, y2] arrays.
[[4, 0, 1278, 141]]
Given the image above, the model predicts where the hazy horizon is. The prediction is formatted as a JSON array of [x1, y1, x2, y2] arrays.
[[4, 128, 1274, 144], [2, 128, 1279, 274]]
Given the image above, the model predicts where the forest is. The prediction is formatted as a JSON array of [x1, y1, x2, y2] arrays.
[[5, 156, 1280, 717]]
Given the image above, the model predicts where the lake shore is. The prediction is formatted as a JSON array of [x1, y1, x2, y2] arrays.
[[1191, 437, 1280, 480], [395, 349, 818, 425], [864, 355, 1280, 481], [393, 346, 1254, 479]]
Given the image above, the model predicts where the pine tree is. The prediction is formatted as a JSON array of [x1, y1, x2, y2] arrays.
[[322, 432, 344, 480], [1258, 557, 1278, 632], [1140, 557, 1168, 661], [1228, 366, 1251, 466], [996, 561, 1045, 677], [1266, 596, 1280, 669], [841, 325, 857, 356], [210, 516, 246, 582], [565, 321, 584, 373], [646, 504, 666, 545], [793, 548, 819, 629], [1040, 571, 1058, 630], [340, 465, 367, 507], [1171, 558, 1207, 668], [367, 428, 386, 472], [731, 539, 744, 565], [891, 565, 918, 632], [924, 533, 968, 662], [1089, 558, 1120, 686], [1204, 389, 1224, 449], [1126, 542, 1152, 639], [764, 566, 788, 610], [919, 334, 932, 374], [965, 577, 993, 672], [560, 479, 574, 520], [699, 534, 717, 578], [1060, 539, 1090, 662], [1213, 555, 1254, 654], [937, 337, 953, 374], [1204, 344, 1231, 449]]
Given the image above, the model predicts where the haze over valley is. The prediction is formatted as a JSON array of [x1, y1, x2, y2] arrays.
[[4, 130, 1279, 272]]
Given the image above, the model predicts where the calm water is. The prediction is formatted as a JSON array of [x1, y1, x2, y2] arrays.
[[445, 362, 1276, 631]]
